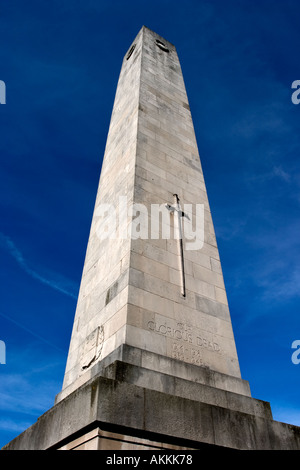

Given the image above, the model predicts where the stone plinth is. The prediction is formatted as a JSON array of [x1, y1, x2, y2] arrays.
[[3, 347, 300, 450]]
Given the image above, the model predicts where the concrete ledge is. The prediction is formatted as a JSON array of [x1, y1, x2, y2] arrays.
[[55, 344, 251, 403], [3, 372, 300, 450], [103, 360, 272, 419]]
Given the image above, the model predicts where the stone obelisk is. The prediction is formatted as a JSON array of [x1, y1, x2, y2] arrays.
[[3, 26, 300, 450], [58, 25, 242, 401]]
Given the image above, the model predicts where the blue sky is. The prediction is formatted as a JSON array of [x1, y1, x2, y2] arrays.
[[0, 0, 300, 447]]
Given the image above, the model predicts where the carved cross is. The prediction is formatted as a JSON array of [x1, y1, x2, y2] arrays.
[[165, 194, 189, 297]]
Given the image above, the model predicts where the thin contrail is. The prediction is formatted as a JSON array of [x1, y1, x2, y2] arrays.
[[0, 233, 77, 299], [0, 311, 65, 353]]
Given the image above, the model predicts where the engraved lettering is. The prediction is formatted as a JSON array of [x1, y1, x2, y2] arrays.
[[196, 335, 220, 353], [148, 321, 155, 331], [175, 329, 182, 340], [172, 343, 185, 361], [191, 348, 202, 366], [148, 319, 221, 358], [171, 342, 204, 366], [159, 324, 167, 334]]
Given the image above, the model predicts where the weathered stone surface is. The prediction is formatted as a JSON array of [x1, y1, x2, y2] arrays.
[[103, 360, 271, 419], [3, 365, 300, 450], [60, 26, 243, 397], [55, 344, 251, 404]]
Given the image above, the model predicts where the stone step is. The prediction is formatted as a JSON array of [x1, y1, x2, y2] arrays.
[[103, 360, 272, 420]]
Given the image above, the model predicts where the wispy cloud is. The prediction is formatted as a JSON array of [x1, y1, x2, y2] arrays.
[[235, 222, 300, 329], [272, 166, 291, 183], [0, 371, 58, 415], [0, 365, 63, 442], [0, 310, 65, 353], [0, 233, 77, 300], [245, 165, 292, 185], [0, 419, 33, 434], [257, 265, 300, 302]]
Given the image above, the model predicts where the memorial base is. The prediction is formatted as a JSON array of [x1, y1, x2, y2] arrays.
[[2, 346, 300, 450]]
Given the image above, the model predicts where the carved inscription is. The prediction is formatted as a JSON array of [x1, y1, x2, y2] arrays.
[[196, 335, 220, 352], [147, 319, 222, 366], [172, 343, 203, 365], [147, 321, 193, 343]]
